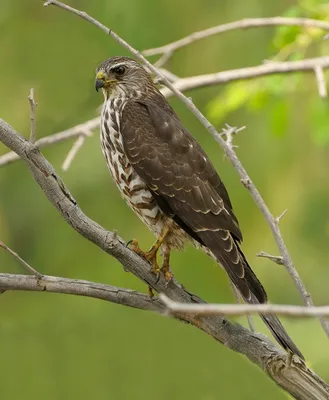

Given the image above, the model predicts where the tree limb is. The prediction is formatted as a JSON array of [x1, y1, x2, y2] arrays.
[[2, 56, 329, 168], [0, 273, 165, 313], [0, 117, 329, 399], [143, 17, 329, 60]]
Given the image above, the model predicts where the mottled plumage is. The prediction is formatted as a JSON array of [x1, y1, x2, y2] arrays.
[[95, 56, 303, 359]]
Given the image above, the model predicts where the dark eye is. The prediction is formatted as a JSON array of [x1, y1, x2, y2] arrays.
[[113, 66, 126, 76]]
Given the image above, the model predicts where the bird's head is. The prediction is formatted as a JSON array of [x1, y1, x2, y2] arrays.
[[95, 56, 154, 99]]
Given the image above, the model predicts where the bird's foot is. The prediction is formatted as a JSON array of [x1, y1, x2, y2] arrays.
[[161, 260, 173, 282], [128, 239, 160, 276]]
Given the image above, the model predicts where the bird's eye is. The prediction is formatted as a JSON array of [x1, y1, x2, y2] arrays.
[[112, 66, 126, 76]]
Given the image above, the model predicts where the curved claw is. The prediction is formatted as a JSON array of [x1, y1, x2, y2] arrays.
[[128, 239, 160, 276]]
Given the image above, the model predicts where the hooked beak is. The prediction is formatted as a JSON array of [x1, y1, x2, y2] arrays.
[[95, 71, 106, 92], [95, 79, 105, 92]]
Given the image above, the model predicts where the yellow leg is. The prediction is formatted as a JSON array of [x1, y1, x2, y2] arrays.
[[161, 247, 173, 281], [129, 226, 170, 275]]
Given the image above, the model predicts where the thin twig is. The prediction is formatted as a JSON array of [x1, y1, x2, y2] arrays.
[[160, 294, 329, 318], [2, 56, 329, 168], [42, 0, 329, 338], [257, 251, 284, 266], [143, 17, 329, 58], [275, 208, 288, 224], [28, 88, 37, 143], [314, 65, 328, 98], [0, 240, 43, 278], [0, 117, 100, 167], [230, 281, 256, 332], [62, 133, 89, 171]]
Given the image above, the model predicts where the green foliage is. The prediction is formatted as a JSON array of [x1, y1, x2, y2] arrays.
[[207, 0, 329, 145]]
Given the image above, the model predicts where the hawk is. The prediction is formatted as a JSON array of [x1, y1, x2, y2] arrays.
[[95, 56, 303, 359]]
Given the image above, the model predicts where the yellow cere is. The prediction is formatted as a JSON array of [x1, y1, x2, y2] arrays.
[[96, 71, 105, 80]]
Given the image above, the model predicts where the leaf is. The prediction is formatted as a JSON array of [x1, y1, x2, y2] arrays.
[[206, 81, 254, 123]]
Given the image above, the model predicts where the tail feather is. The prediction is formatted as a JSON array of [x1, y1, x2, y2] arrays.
[[260, 312, 304, 359], [199, 231, 304, 359]]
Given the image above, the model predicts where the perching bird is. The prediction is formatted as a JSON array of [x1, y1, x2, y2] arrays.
[[95, 56, 303, 359]]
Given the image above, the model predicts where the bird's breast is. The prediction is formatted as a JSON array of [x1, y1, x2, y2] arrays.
[[100, 99, 161, 224]]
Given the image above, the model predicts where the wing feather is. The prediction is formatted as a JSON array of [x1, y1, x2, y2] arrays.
[[121, 99, 242, 240]]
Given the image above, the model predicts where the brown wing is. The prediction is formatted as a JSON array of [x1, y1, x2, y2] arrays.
[[121, 98, 305, 359], [121, 97, 265, 301]]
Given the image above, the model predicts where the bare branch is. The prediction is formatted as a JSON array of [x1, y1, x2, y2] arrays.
[[0, 239, 43, 279], [314, 65, 328, 98], [1, 101, 329, 400], [2, 56, 329, 168], [0, 273, 165, 313], [0, 117, 100, 168], [28, 88, 37, 143], [276, 209, 288, 224], [160, 56, 329, 97], [143, 17, 329, 58], [160, 294, 329, 318], [257, 251, 284, 266], [62, 134, 88, 171]]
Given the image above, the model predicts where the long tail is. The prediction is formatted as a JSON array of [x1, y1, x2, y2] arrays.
[[199, 231, 304, 360]]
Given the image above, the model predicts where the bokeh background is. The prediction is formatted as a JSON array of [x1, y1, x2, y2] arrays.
[[1, 0, 329, 399]]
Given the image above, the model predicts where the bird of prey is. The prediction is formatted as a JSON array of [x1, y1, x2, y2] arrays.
[[95, 56, 303, 359]]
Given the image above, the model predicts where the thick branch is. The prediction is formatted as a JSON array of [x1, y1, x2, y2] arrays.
[[0, 273, 165, 312], [0, 118, 328, 400], [143, 17, 329, 57]]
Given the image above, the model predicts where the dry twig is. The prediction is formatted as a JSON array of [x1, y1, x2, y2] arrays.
[[314, 65, 328, 98], [143, 17, 329, 62], [28, 88, 37, 143], [0, 240, 43, 278], [159, 294, 329, 318], [0, 117, 100, 167], [257, 251, 284, 266]]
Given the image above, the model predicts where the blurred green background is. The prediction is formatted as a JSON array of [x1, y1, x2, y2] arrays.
[[1, 0, 329, 399]]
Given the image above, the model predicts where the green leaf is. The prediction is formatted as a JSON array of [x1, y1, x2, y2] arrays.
[[206, 81, 254, 123]]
